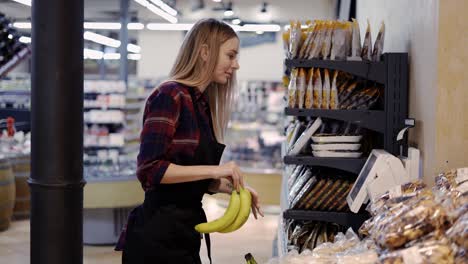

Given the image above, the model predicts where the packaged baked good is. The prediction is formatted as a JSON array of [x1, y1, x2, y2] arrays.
[[345, 87, 379, 109], [372, 195, 451, 250], [305, 21, 320, 59], [321, 69, 331, 109], [312, 179, 342, 210], [330, 22, 347, 61], [299, 21, 314, 59], [295, 179, 327, 209], [321, 21, 334, 59], [309, 21, 326, 59], [320, 181, 350, 211], [329, 184, 353, 211], [283, 30, 290, 58], [312, 68, 322, 108], [289, 170, 313, 204], [288, 68, 299, 108], [372, 21, 385, 62], [289, 21, 302, 59], [305, 68, 314, 108], [297, 68, 307, 109], [378, 239, 455, 264], [288, 165, 306, 191], [338, 82, 358, 106], [348, 19, 362, 60], [361, 19, 372, 61], [446, 212, 468, 250], [330, 70, 339, 109], [304, 179, 334, 209], [291, 176, 318, 209]]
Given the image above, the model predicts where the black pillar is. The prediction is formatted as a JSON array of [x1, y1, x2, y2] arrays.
[[119, 0, 129, 83], [30, 0, 85, 263]]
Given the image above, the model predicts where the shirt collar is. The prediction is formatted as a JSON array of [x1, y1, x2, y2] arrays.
[[192, 87, 209, 105]]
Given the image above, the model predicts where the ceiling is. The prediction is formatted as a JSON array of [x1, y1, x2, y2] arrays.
[[0, 0, 338, 24]]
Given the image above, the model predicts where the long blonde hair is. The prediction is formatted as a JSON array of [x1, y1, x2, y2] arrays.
[[167, 18, 238, 143]]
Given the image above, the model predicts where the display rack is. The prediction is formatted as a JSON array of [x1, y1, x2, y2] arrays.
[[278, 53, 409, 254], [0, 48, 31, 79]]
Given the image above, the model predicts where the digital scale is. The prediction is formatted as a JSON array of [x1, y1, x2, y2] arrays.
[[347, 119, 420, 213]]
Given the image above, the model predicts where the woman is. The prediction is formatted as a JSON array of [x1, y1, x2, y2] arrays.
[[116, 18, 263, 264]]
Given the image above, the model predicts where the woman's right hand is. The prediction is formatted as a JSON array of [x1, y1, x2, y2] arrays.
[[214, 161, 245, 192]]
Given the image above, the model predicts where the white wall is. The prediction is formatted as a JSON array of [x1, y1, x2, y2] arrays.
[[356, 0, 439, 183]]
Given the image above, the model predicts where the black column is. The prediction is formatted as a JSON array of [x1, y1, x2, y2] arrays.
[[30, 0, 85, 263], [119, 0, 129, 83]]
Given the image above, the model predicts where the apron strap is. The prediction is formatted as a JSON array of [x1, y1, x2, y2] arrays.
[[204, 233, 212, 264]]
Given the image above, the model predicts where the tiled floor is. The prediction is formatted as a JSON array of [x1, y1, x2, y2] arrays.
[[0, 196, 279, 264]]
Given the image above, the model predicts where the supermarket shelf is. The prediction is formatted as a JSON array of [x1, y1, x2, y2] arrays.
[[0, 48, 31, 79], [0, 108, 31, 131], [84, 106, 124, 111], [283, 209, 369, 232], [125, 102, 143, 110], [284, 58, 385, 83], [0, 89, 30, 95], [84, 145, 124, 151], [84, 91, 126, 96], [84, 121, 124, 126], [277, 217, 288, 257], [283, 155, 366, 174], [285, 108, 386, 133]]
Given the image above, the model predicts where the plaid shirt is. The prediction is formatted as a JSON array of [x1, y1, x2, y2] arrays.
[[137, 81, 213, 191]]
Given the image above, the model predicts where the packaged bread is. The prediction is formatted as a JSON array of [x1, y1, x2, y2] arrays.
[[344, 87, 379, 109], [312, 68, 322, 108], [446, 212, 468, 250], [299, 21, 314, 59], [378, 239, 455, 264], [330, 70, 339, 109], [338, 82, 358, 106], [305, 21, 321, 58], [372, 21, 385, 62], [372, 195, 451, 250], [287, 68, 299, 108], [309, 21, 326, 59], [289, 169, 312, 201], [322, 69, 331, 109], [297, 68, 307, 109], [283, 30, 290, 57], [320, 181, 350, 211], [290, 176, 318, 209], [361, 19, 372, 61], [295, 179, 327, 209], [289, 21, 302, 59], [304, 179, 334, 209], [305, 68, 314, 108], [288, 165, 305, 189], [321, 21, 334, 59], [311, 179, 342, 210], [349, 19, 362, 60], [330, 22, 347, 61], [328, 183, 353, 211]]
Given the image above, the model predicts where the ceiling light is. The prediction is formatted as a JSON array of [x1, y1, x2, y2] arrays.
[[127, 43, 141, 53], [134, 0, 178, 24], [256, 31, 264, 35], [128, 23, 145, 30], [11, 0, 31, 6], [103, 53, 121, 60], [19, 36, 31, 43], [232, 18, 241, 25], [13, 22, 31, 29], [146, 23, 193, 31], [148, 0, 178, 16], [224, 10, 234, 17], [83, 31, 141, 53], [128, 53, 141, 60], [84, 22, 121, 30], [239, 24, 280, 32], [83, 49, 104, 60], [212, 0, 221, 2]]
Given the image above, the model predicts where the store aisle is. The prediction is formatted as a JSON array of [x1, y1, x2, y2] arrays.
[[0, 196, 278, 264]]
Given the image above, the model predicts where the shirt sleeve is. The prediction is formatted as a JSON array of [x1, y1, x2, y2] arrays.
[[136, 87, 182, 190]]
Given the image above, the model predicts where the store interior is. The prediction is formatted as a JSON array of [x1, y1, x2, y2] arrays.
[[0, 0, 467, 263]]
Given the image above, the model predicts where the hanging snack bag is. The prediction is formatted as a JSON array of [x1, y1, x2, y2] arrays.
[[330, 22, 347, 60], [305, 68, 314, 108], [289, 21, 302, 59], [330, 70, 339, 109], [312, 68, 323, 108], [305, 21, 320, 59], [321, 21, 334, 59], [348, 19, 362, 60], [338, 81, 358, 106], [297, 68, 307, 109], [288, 68, 299, 108], [372, 21, 386, 61], [283, 30, 290, 58], [322, 69, 331, 109], [299, 21, 314, 59], [309, 21, 326, 59], [361, 19, 372, 61]]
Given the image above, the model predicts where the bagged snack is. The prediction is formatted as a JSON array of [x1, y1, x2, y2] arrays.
[[348, 19, 362, 60], [305, 68, 314, 108], [378, 239, 455, 264], [321, 21, 334, 59], [345, 87, 379, 109], [291, 176, 318, 208], [297, 68, 307, 109], [338, 82, 359, 107], [322, 69, 331, 109], [446, 212, 468, 250], [288, 165, 305, 190], [289, 21, 302, 59], [361, 19, 372, 61], [329, 184, 353, 211], [330, 22, 347, 60], [320, 181, 350, 211], [283, 29, 290, 58], [330, 70, 339, 109], [372, 195, 451, 250], [311, 179, 342, 210], [309, 21, 326, 59], [288, 68, 299, 108], [305, 21, 320, 58], [295, 179, 327, 209], [299, 21, 314, 59], [289, 170, 313, 204], [312, 68, 323, 108], [372, 21, 385, 62], [304, 179, 334, 209]]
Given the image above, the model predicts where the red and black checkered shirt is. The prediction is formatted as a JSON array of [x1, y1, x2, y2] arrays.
[[136, 81, 214, 191]]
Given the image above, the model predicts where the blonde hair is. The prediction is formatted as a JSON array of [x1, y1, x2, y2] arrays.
[[167, 18, 238, 143]]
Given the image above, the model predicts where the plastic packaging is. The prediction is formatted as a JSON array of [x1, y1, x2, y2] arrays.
[[446, 212, 468, 250], [288, 165, 306, 191], [330, 22, 348, 61], [348, 19, 362, 60], [283, 29, 291, 57], [328, 184, 352, 211], [311, 179, 342, 210], [295, 179, 326, 209], [313, 151, 362, 158], [320, 181, 351, 211], [304, 179, 334, 209], [338, 82, 358, 106], [330, 70, 339, 109], [288, 68, 299, 108], [289, 21, 302, 59], [297, 68, 307, 109], [312, 68, 322, 109], [321, 21, 334, 59], [289, 118, 323, 156], [299, 21, 314, 59], [305, 22, 320, 59], [311, 135, 363, 143], [361, 20, 372, 61], [309, 21, 326, 59], [305, 68, 314, 109], [289, 170, 313, 203], [372, 21, 385, 62], [322, 69, 331, 109], [291, 176, 318, 209], [378, 239, 455, 264]]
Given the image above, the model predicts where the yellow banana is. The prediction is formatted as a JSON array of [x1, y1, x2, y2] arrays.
[[219, 187, 252, 233], [195, 190, 240, 233]]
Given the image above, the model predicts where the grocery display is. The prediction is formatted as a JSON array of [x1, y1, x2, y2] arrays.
[[0, 14, 30, 78]]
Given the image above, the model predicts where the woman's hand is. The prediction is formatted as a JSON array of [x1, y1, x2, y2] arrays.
[[245, 186, 264, 219], [214, 161, 245, 192]]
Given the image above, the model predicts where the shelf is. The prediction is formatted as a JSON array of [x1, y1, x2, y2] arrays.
[[84, 121, 124, 126], [285, 108, 386, 133], [84, 145, 124, 151], [0, 108, 30, 131], [284, 58, 386, 83], [84, 106, 124, 111], [0, 48, 31, 79], [283, 155, 366, 174], [283, 209, 369, 232]]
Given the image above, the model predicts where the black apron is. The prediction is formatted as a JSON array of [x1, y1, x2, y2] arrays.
[[120, 89, 225, 264]]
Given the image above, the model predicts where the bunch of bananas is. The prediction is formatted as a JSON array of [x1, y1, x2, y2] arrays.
[[195, 187, 252, 234]]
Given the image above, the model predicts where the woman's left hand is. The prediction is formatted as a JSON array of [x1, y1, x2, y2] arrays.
[[245, 186, 264, 219]]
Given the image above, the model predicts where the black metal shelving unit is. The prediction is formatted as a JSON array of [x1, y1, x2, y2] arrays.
[[279, 53, 409, 252]]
